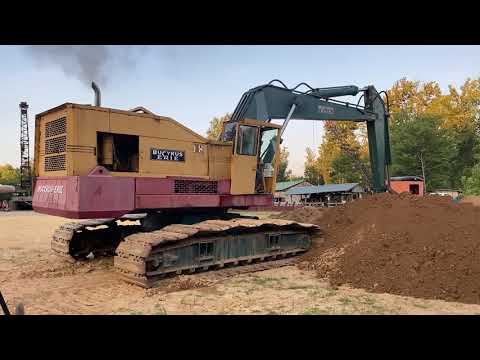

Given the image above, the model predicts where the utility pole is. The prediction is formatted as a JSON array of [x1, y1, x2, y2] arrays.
[[19, 102, 31, 194]]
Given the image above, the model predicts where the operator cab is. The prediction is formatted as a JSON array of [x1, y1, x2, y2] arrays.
[[222, 119, 281, 195]]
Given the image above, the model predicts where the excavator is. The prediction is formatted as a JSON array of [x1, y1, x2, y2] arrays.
[[32, 80, 391, 288]]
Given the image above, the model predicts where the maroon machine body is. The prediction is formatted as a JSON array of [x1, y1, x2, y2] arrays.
[[32, 167, 273, 219]]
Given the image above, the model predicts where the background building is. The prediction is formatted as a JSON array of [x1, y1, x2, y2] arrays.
[[285, 183, 364, 207], [390, 176, 425, 196], [431, 189, 462, 199], [274, 179, 312, 204]]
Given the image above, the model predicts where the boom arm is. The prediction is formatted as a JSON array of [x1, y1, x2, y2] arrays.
[[228, 81, 392, 192]]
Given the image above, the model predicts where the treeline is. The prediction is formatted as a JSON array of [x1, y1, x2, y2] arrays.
[[0, 164, 20, 185], [302, 77, 480, 194]]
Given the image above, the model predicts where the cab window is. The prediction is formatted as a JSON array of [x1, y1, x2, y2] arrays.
[[222, 122, 237, 142], [236, 125, 258, 156]]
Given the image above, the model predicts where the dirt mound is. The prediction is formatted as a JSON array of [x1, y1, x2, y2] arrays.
[[461, 195, 480, 207], [277, 193, 480, 304], [275, 206, 325, 224]]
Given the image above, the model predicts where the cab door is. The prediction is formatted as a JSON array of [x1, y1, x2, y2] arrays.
[[230, 124, 259, 195]]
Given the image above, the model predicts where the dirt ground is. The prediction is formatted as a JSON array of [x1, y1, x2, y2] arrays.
[[2, 211, 480, 315]]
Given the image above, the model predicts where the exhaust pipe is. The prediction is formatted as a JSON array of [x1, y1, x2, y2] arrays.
[[91, 81, 101, 107]]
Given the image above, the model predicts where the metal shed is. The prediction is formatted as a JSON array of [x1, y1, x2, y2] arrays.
[[274, 179, 312, 204], [286, 183, 364, 207]]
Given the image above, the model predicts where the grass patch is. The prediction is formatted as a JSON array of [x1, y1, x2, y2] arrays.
[[266, 310, 280, 315], [361, 305, 397, 315], [338, 297, 354, 306], [154, 304, 168, 315], [413, 302, 431, 309], [287, 284, 313, 290], [252, 277, 282, 286], [358, 296, 376, 306], [243, 286, 258, 295], [308, 287, 337, 298], [335, 295, 390, 314], [119, 309, 145, 315], [115, 307, 144, 315], [128, 310, 144, 315], [302, 307, 330, 315]]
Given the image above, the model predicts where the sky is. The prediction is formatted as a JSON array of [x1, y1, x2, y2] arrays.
[[2, 45, 480, 175]]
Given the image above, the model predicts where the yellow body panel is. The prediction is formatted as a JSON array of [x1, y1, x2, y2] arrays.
[[34, 103, 281, 196], [230, 154, 258, 194], [140, 137, 209, 177], [208, 143, 232, 180]]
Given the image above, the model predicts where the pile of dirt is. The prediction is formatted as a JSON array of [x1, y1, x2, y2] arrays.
[[461, 195, 480, 207], [276, 193, 480, 304], [276, 206, 326, 224]]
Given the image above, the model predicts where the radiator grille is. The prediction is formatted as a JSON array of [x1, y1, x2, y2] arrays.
[[45, 136, 66, 154], [174, 180, 218, 194], [45, 154, 66, 172], [44, 116, 67, 172], [45, 117, 66, 138]]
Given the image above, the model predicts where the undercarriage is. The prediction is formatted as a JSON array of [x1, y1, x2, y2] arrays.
[[51, 210, 320, 287]]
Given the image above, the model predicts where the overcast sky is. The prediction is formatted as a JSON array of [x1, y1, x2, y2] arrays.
[[2, 45, 480, 175]]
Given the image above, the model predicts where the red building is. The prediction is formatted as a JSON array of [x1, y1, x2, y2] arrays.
[[389, 176, 425, 196]]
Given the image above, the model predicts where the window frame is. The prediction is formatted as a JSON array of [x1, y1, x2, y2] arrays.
[[235, 125, 259, 156]]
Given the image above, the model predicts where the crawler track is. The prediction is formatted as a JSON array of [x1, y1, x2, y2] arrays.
[[51, 219, 139, 260], [115, 218, 320, 288]]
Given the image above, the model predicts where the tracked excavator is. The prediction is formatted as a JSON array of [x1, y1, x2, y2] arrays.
[[32, 80, 391, 287]]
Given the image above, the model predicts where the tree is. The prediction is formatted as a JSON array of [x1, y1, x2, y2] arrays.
[[316, 120, 371, 186], [331, 153, 368, 184], [387, 77, 480, 190], [277, 146, 292, 182], [304, 147, 324, 185], [387, 78, 442, 118], [0, 164, 20, 185], [438, 79, 480, 130], [446, 123, 479, 188], [206, 113, 231, 140], [462, 163, 480, 195], [390, 112, 453, 192]]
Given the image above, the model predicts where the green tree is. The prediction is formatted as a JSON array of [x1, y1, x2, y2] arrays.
[[277, 146, 292, 182], [446, 123, 479, 188], [206, 113, 231, 140], [318, 121, 371, 187], [462, 163, 480, 195], [390, 112, 453, 192], [387, 77, 480, 190], [0, 164, 20, 185], [303, 147, 324, 185], [331, 153, 367, 184]]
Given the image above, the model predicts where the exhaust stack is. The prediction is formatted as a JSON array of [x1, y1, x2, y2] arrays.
[[91, 81, 101, 107]]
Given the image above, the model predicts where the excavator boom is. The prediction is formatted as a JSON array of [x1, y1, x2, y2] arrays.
[[227, 81, 392, 192]]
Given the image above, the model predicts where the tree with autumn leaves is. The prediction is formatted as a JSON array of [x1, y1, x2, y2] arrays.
[[304, 77, 480, 193], [206, 113, 232, 140], [0, 164, 20, 185], [387, 78, 480, 191]]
